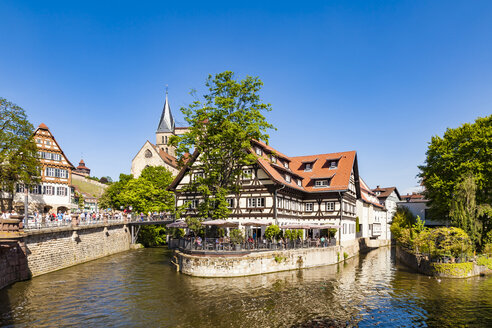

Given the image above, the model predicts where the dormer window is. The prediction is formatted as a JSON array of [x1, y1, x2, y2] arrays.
[[285, 174, 291, 183], [297, 179, 302, 187], [329, 160, 338, 169], [315, 179, 330, 187], [194, 172, 204, 181], [305, 163, 312, 172], [271, 155, 277, 163], [283, 161, 289, 169], [256, 147, 262, 156]]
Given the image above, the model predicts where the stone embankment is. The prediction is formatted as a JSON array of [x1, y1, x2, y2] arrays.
[[396, 246, 492, 278], [0, 218, 132, 290], [174, 238, 390, 277]]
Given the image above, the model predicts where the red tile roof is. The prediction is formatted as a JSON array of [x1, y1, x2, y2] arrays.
[[38, 123, 49, 130], [372, 186, 400, 200]]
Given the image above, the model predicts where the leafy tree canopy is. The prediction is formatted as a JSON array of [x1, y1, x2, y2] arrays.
[[0, 98, 40, 211], [99, 166, 174, 213], [418, 115, 492, 221], [171, 71, 275, 219]]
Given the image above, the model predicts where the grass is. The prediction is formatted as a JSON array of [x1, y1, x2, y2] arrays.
[[72, 177, 107, 197]]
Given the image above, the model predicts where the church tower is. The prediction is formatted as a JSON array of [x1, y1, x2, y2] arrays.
[[155, 89, 176, 157]]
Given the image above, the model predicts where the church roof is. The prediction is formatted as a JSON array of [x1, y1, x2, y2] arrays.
[[156, 91, 175, 133]]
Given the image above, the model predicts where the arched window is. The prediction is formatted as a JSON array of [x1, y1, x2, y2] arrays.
[[144, 149, 152, 158]]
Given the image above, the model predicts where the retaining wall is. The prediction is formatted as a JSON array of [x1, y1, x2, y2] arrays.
[[395, 246, 491, 278], [175, 238, 390, 277], [24, 224, 131, 277]]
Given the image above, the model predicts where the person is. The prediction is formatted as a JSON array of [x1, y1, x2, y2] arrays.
[[140, 212, 144, 221], [320, 236, 326, 247]]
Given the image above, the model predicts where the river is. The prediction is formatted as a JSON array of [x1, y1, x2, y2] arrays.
[[1, 247, 491, 327]]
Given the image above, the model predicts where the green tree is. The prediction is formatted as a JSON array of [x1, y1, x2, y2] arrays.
[[265, 224, 281, 241], [99, 173, 133, 210], [418, 115, 492, 222], [171, 71, 275, 219], [0, 98, 40, 211], [450, 173, 492, 249], [119, 166, 175, 213], [137, 225, 167, 247]]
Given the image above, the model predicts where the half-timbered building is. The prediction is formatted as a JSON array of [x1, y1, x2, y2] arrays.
[[168, 139, 363, 242], [13, 123, 75, 214]]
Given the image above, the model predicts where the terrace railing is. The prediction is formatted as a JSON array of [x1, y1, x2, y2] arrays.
[[169, 237, 337, 254]]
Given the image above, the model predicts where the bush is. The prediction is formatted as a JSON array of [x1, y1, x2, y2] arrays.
[[137, 224, 167, 247], [413, 227, 472, 258], [265, 225, 281, 241], [343, 252, 348, 260], [229, 229, 244, 244]]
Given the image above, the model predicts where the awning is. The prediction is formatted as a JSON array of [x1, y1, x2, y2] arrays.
[[166, 221, 188, 228], [202, 219, 239, 228], [281, 224, 311, 229], [242, 220, 272, 226]]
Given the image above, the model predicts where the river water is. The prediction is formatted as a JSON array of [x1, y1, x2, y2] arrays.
[[1, 247, 491, 327]]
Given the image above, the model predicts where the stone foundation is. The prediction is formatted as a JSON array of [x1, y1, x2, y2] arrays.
[[175, 238, 390, 277]]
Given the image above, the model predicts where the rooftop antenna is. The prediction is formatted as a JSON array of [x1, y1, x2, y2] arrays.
[[165, 84, 168, 95]]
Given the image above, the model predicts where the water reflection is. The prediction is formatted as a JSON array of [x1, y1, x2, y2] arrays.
[[0, 247, 491, 327]]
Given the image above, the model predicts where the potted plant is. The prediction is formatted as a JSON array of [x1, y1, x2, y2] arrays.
[[229, 229, 244, 251]]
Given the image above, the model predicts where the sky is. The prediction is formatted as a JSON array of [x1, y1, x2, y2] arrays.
[[1, 1, 491, 194]]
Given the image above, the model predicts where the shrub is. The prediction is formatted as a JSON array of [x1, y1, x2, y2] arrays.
[[343, 252, 349, 260], [265, 225, 281, 241], [229, 229, 244, 244], [137, 224, 167, 247]]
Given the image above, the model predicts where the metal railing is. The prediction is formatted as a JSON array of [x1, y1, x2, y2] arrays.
[[169, 237, 337, 253], [23, 214, 172, 231]]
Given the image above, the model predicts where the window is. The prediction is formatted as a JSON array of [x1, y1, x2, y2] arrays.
[[226, 198, 234, 208], [188, 199, 199, 209], [283, 161, 289, 169], [36, 139, 41, 143], [43, 185, 54, 195], [31, 185, 42, 194], [297, 179, 302, 187], [166, 148, 169, 154], [256, 147, 262, 156], [305, 163, 312, 172], [285, 174, 291, 183], [343, 223, 347, 234], [315, 179, 329, 187], [242, 169, 252, 180], [247, 197, 265, 208], [45, 167, 68, 178], [16, 184, 25, 193], [271, 155, 277, 163], [277, 197, 284, 209], [145, 149, 152, 158], [57, 187, 67, 196], [52, 153, 61, 161], [305, 203, 314, 212], [325, 202, 335, 211], [165, 136, 168, 144], [194, 172, 204, 181], [46, 140, 51, 146], [329, 160, 338, 169]]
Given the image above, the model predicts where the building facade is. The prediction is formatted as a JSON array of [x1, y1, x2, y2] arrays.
[[356, 179, 388, 240], [13, 123, 75, 214], [131, 91, 189, 177], [169, 139, 366, 243]]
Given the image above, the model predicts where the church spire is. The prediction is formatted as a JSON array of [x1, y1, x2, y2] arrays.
[[156, 86, 175, 133]]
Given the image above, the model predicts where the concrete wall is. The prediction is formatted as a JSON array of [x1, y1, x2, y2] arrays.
[[175, 238, 390, 277], [24, 223, 131, 277]]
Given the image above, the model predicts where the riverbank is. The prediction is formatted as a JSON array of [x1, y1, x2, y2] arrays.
[[174, 238, 390, 277], [396, 246, 492, 278]]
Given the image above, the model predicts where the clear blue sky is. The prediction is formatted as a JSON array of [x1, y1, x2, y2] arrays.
[[1, 1, 491, 194]]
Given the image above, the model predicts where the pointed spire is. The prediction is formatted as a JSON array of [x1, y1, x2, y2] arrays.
[[156, 86, 175, 133]]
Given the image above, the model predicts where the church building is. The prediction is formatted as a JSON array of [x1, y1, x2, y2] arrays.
[[131, 91, 188, 177]]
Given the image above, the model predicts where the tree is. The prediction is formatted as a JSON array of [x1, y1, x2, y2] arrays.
[[99, 173, 133, 210], [450, 173, 492, 249], [418, 115, 492, 222], [171, 71, 275, 219], [0, 98, 40, 211], [265, 224, 281, 241]]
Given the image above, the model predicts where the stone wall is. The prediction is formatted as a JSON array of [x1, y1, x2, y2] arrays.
[[24, 223, 131, 277], [175, 238, 390, 277], [395, 246, 491, 278], [0, 240, 29, 290]]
